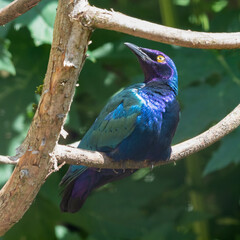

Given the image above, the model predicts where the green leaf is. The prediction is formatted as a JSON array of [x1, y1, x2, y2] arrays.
[[174, 49, 222, 89], [203, 128, 240, 175], [173, 0, 190, 6], [212, 0, 228, 12], [55, 226, 68, 239], [0, 28, 49, 155], [0, 165, 13, 186], [0, 39, 15, 75], [132, 168, 151, 180], [55, 225, 82, 240], [0, 25, 11, 38], [3, 196, 59, 240], [14, 0, 57, 45], [91, 42, 114, 60], [174, 79, 240, 143]]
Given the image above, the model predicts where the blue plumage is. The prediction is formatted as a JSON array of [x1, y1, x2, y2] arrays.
[[60, 43, 180, 212]]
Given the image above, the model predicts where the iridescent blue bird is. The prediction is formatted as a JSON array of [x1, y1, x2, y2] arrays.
[[60, 43, 180, 213]]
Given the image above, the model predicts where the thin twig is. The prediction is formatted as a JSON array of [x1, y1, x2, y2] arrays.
[[0, 0, 41, 26], [0, 141, 80, 165], [71, 5, 240, 49], [0, 155, 18, 165]]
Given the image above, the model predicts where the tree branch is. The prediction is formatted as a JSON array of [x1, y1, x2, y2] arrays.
[[53, 103, 240, 168], [0, 0, 92, 236], [0, 0, 41, 26], [2, 103, 240, 169], [71, 5, 240, 49], [0, 155, 17, 165]]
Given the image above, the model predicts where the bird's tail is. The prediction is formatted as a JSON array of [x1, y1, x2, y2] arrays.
[[60, 166, 135, 213]]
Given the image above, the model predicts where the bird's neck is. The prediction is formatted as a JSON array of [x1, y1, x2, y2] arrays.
[[145, 77, 178, 96]]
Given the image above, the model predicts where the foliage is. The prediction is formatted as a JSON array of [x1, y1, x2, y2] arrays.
[[0, 0, 240, 239]]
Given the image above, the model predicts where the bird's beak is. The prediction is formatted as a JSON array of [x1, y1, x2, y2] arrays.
[[124, 42, 152, 62]]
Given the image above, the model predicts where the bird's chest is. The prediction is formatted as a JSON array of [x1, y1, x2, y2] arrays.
[[137, 91, 173, 134]]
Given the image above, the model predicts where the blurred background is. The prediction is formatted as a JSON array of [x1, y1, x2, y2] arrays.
[[0, 0, 240, 239]]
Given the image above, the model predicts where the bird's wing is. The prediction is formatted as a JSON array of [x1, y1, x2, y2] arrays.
[[80, 83, 146, 151], [60, 83, 145, 189]]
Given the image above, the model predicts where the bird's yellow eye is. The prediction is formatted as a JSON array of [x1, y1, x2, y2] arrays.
[[156, 55, 165, 63]]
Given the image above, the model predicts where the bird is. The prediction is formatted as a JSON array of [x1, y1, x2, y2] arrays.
[[60, 42, 180, 213]]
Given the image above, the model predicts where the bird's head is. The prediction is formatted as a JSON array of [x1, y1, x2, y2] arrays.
[[125, 42, 178, 95]]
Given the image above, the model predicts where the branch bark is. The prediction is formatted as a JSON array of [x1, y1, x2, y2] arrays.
[[0, 0, 92, 236], [0, 0, 41, 26], [71, 5, 240, 49], [1, 0, 240, 49]]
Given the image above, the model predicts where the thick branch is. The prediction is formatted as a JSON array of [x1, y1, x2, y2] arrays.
[[72, 5, 240, 49], [55, 103, 240, 168], [2, 103, 240, 168], [0, 0, 41, 26], [0, 0, 92, 236]]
